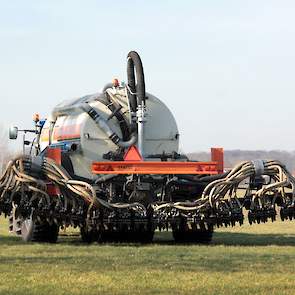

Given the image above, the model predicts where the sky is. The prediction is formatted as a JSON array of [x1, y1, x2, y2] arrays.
[[1, 0, 295, 152]]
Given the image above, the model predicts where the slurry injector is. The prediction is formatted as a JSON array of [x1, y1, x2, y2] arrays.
[[0, 51, 294, 243]]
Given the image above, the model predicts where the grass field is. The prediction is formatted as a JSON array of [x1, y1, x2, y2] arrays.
[[1, 217, 295, 295]]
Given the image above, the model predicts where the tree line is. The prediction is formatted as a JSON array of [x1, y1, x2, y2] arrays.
[[188, 150, 295, 174]]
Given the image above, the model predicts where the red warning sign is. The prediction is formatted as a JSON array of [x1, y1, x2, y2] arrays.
[[123, 146, 143, 161]]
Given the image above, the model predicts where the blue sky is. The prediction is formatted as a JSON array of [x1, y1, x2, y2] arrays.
[[1, 0, 295, 152]]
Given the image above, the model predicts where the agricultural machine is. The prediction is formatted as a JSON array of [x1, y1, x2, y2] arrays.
[[0, 51, 295, 244]]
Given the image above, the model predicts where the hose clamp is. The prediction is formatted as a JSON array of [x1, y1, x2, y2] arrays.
[[252, 159, 265, 176]]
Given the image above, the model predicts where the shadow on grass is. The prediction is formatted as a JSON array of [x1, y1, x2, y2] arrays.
[[151, 231, 295, 246], [65, 231, 295, 247], [0, 235, 26, 246], [1, 231, 295, 247], [212, 232, 295, 246]]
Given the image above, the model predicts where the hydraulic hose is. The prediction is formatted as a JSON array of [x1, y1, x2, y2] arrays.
[[80, 103, 137, 148], [51, 51, 146, 149], [103, 92, 131, 141], [127, 51, 146, 112], [101, 83, 113, 94], [52, 102, 137, 148], [182, 172, 230, 183]]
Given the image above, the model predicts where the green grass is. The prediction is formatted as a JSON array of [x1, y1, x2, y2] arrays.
[[1, 217, 295, 295]]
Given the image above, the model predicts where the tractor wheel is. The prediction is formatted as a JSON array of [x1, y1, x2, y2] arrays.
[[21, 218, 59, 243]]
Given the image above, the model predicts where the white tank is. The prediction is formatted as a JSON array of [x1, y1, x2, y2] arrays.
[[40, 86, 179, 180]]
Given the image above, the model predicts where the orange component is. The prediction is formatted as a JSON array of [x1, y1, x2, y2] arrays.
[[211, 147, 224, 174], [46, 147, 62, 165], [112, 78, 120, 87], [33, 113, 40, 123], [124, 145, 143, 161], [92, 161, 219, 175], [53, 124, 81, 141], [46, 183, 60, 196]]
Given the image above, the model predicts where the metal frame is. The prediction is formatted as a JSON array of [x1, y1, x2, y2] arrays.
[[92, 147, 224, 175], [92, 161, 219, 175]]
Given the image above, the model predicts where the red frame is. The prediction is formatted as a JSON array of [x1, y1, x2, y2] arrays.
[[92, 148, 224, 175]]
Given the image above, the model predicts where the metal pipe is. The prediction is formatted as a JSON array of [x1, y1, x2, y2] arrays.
[[126, 51, 147, 157], [136, 104, 146, 157]]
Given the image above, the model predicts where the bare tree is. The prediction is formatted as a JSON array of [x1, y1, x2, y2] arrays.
[[189, 150, 295, 173]]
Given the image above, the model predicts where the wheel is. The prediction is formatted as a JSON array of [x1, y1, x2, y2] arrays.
[[8, 210, 22, 235], [21, 218, 59, 243], [172, 225, 213, 244]]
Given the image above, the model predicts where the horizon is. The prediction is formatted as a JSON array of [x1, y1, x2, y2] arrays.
[[1, 1, 295, 152]]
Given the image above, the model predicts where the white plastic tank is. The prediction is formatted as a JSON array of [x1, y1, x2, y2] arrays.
[[40, 86, 179, 179]]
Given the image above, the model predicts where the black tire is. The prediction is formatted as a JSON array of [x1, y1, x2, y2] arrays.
[[172, 225, 213, 244], [21, 218, 59, 243]]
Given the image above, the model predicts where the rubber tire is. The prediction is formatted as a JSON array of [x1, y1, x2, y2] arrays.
[[21, 218, 59, 243]]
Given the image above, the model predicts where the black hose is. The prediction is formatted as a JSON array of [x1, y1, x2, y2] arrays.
[[176, 172, 229, 182], [96, 94, 131, 141], [198, 171, 230, 182], [79, 103, 137, 147], [127, 51, 146, 112]]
